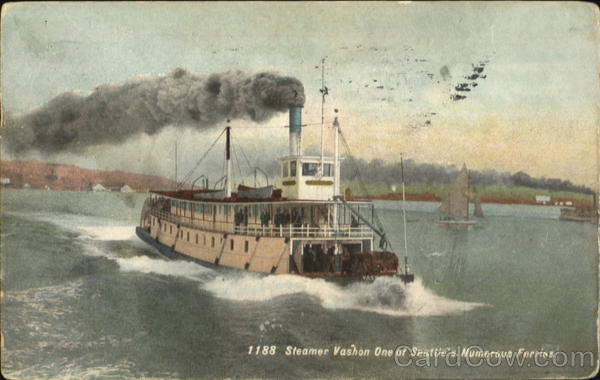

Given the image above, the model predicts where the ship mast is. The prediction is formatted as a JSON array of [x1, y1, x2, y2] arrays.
[[333, 109, 340, 198], [400, 153, 410, 278], [319, 57, 328, 175], [466, 170, 470, 220], [225, 122, 232, 198]]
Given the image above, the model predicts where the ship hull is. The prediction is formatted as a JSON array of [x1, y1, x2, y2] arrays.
[[559, 207, 598, 223], [137, 226, 225, 270], [135, 227, 397, 283]]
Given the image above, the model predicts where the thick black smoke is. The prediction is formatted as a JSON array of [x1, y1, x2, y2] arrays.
[[4, 68, 305, 154]]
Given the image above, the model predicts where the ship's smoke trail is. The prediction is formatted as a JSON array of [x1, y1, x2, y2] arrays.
[[4, 68, 305, 154]]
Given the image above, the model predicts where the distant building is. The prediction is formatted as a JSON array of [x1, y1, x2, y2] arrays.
[[535, 195, 551, 205], [0, 177, 10, 185], [120, 184, 135, 193], [92, 183, 107, 192], [103, 183, 135, 192], [23, 183, 31, 189]]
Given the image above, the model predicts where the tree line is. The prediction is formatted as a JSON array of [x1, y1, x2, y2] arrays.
[[340, 157, 594, 194]]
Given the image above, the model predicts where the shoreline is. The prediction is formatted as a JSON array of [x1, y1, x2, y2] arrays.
[[353, 193, 593, 207]]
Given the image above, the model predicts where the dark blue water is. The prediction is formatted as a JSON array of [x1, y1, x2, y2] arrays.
[[1, 190, 597, 379]]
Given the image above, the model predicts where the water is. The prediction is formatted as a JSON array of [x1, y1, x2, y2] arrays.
[[1, 189, 597, 379]]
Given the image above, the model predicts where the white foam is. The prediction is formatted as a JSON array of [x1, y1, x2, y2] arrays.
[[77, 225, 137, 241], [203, 274, 485, 317], [426, 251, 445, 257], [116, 255, 212, 281], [8, 211, 136, 241]]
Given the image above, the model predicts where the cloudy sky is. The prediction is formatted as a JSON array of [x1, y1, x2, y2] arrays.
[[2, 2, 598, 187]]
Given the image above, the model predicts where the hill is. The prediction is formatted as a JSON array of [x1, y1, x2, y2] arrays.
[[0, 160, 178, 192]]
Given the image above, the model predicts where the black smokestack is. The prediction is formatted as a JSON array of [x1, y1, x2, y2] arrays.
[[3, 68, 305, 154]]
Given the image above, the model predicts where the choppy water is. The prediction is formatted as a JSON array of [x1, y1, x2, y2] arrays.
[[1, 189, 597, 379]]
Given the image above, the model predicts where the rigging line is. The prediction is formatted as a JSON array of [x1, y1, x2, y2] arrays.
[[179, 128, 225, 187], [238, 143, 254, 175], [177, 128, 226, 188], [231, 139, 244, 182], [338, 128, 390, 248]]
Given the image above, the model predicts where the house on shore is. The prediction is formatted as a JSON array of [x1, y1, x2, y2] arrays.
[[535, 195, 551, 205], [103, 183, 135, 193], [92, 183, 107, 192]]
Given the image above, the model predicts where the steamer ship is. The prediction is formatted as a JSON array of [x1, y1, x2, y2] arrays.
[[136, 88, 413, 283]]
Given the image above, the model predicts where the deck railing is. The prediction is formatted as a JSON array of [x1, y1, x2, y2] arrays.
[[149, 210, 373, 238]]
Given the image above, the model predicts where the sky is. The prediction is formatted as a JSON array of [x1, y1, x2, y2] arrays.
[[1, 2, 598, 187]]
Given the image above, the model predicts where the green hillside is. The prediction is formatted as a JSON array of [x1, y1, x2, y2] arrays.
[[342, 181, 595, 204]]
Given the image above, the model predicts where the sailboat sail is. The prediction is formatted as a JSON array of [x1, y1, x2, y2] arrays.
[[439, 164, 469, 218], [473, 200, 484, 218]]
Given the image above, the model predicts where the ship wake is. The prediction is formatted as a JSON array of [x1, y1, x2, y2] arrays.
[[14, 211, 485, 317], [203, 274, 485, 317]]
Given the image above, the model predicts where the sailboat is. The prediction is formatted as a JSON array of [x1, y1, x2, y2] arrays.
[[437, 164, 477, 229]]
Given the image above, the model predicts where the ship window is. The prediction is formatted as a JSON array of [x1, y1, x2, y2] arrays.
[[324, 164, 333, 177], [180, 230, 183, 238], [282, 162, 289, 177], [170, 225, 172, 234], [302, 162, 320, 176], [203, 235, 206, 245], [230, 239, 234, 250], [187, 231, 189, 241], [211, 236, 215, 247], [195, 233, 198, 244], [290, 160, 296, 176], [244, 241, 249, 253]]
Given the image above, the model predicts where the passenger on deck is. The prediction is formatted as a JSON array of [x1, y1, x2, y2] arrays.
[[315, 247, 325, 272], [326, 247, 335, 272], [350, 253, 360, 274], [341, 248, 351, 274], [303, 248, 314, 272], [291, 209, 302, 227], [260, 210, 270, 227], [334, 250, 342, 273], [242, 208, 249, 226], [234, 209, 243, 227], [275, 208, 284, 227]]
